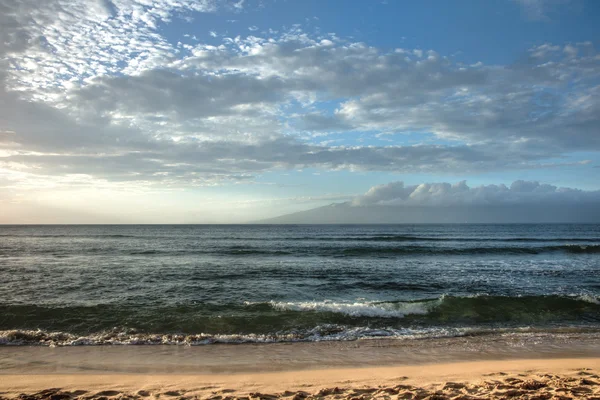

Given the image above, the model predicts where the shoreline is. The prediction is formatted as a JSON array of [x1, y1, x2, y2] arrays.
[[2, 332, 600, 398], [2, 324, 600, 347], [2, 331, 600, 374]]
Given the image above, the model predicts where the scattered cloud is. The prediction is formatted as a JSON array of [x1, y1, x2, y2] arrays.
[[0, 0, 598, 194], [232, 0, 245, 10]]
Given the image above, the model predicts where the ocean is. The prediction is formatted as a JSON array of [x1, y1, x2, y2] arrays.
[[1, 224, 599, 346]]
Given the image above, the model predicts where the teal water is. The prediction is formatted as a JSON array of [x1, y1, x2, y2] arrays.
[[1, 224, 599, 345]]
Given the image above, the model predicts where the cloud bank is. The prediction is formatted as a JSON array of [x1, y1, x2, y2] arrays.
[[260, 180, 600, 224], [352, 180, 600, 207]]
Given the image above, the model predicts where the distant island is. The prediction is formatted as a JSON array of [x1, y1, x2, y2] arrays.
[[257, 202, 600, 224]]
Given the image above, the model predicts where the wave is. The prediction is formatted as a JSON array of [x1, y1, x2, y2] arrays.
[[2, 324, 600, 346], [0, 234, 137, 238], [0, 325, 441, 346], [123, 244, 600, 257], [3, 294, 597, 341], [324, 236, 600, 243], [579, 294, 600, 305], [268, 299, 438, 318], [267, 294, 600, 319], [346, 281, 447, 292], [3, 243, 598, 258], [336, 244, 600, 257], [126, 249, 294, 256], [559, 244, 600, 253]]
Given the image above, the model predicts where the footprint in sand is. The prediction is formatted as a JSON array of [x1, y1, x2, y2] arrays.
[[93, 391, 122, 397], [442, 382, 466, 390], [68, 390, 89, 397], [504, 377, 523, 384], [483, 372, 507, 376]]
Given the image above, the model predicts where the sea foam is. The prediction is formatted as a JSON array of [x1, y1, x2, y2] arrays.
[[268, 299, 437, 318]]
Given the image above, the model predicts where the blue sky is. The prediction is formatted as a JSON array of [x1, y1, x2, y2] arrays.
[[0, 0, 599, 222], [175, 0, 598, 64]]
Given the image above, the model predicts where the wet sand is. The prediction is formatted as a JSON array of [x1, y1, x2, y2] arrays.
[[2, 332, 600, 374]]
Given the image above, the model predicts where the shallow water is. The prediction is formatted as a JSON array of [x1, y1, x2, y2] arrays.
[[1, 331, 600, 373], [1, 224, 599, 345]]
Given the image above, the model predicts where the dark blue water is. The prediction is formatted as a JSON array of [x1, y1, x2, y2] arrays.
[[1, 224, 599, 345]]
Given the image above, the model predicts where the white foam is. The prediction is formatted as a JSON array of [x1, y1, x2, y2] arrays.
[[2, 325, 599, 346], [577, 294, 600, 305], [269, 299, 437, 318]]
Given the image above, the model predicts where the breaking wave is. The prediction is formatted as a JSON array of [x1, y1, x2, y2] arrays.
[[2, 324, 600, 347], [268, 299, 437, 318], [267, 294, 600, 319], [2, 294, 598, 346]]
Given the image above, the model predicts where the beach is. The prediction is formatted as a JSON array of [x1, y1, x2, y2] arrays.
[[1, 356, 599, 399], [2, 336, 600, 399]]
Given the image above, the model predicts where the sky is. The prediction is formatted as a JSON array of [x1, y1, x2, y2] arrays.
[[0, 0, 599, 223]]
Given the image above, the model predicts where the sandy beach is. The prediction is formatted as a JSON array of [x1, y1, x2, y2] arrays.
[[2, 336, 600, 400], [1, 358, 599, 400]]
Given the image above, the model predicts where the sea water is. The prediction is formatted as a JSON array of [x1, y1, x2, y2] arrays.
[[0, 224, 599, 345]]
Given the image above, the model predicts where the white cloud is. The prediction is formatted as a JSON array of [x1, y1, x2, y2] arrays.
[[232, 0, 245, 10], [512, 0, 573, 20], [0, 1, 598, 192], [352, 180, 600, 207], [0, 0, 218, 98], [170, 36, 599, 151]]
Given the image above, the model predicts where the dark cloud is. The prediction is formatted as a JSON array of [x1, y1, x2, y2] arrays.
[[74, 70, 289, 119]]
